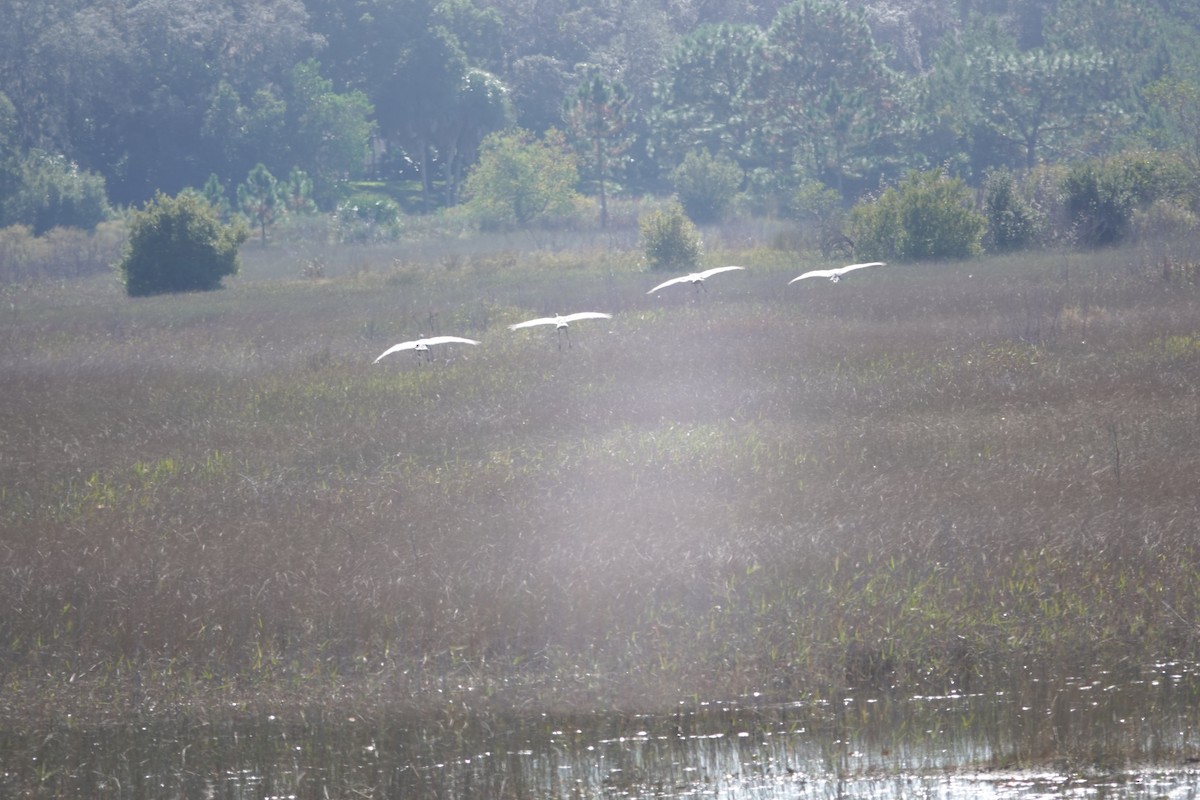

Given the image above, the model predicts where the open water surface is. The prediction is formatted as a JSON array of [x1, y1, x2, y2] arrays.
[[4, 662, 1200, 798]]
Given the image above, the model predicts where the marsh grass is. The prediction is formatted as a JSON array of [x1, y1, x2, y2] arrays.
[[3, 233, 1200, 755]]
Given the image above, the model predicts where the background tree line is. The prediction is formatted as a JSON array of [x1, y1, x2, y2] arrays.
[[2, 0, 1199, 246]]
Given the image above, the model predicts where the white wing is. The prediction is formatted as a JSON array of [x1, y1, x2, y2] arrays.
[[420, 335, 481, 346], [509, 317, 558, 330], [646, 274, 693, 294], [696, 265, 745, 280], [788, 269, 837, 284], [373, 340, 421, 363], [557, 312, 613, 323], [835, 261, 886, 275]]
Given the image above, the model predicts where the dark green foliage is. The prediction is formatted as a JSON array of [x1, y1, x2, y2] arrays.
[[463, 129, 579, 229], [0, 150, 111, 234], [118, 191, 248, 296], [238, 164, 281, 245], [2, 0, 1198, 223], [335, 192, 403, 243], [749, 0, 896, 197], [671, 150, 743, 224], [982, 168, 1037, 252], [850, 170, 984, 261], [281, 167, 318, 215], [1063, 150, 1192, 248], [201, 173, 233, 220], [652, 23, 762, 168], [1146, 78, 1200, 174], [564, 71, 633, 228], [640, 201, 702, 271], [284, 60, 375, 208]]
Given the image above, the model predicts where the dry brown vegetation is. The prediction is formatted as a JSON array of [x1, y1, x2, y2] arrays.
[[3, 234, 1200, 723]]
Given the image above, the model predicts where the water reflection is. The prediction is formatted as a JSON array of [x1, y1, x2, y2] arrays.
[[3, 663, 1200, 798]]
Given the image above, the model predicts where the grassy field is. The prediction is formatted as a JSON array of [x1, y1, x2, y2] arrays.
[[3, 230, 1200, 723]]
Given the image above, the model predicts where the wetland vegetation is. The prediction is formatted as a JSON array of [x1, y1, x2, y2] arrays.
[[3, 223, 1200, 795]]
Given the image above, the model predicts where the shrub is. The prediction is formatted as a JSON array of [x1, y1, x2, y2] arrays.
[[1062, 150, 1192, 248], [793, 179, 850, 256], [1022, 163, 1069, 247], [982, 167, 1038, 253], [640, 200, 702, 271], [845, 191, 902, 261], [1, 150, 111, 234], [237, 163, 281, 245], [849, 169, 984, 261], [281, 167, 318, 216], [671, 150, 743, 224], [792, 179, 843, 225], [118, 191, 248, 296], [334, 192, 403, 243], [1131, 199, 1199, 243], [463, 128, 580, 229]]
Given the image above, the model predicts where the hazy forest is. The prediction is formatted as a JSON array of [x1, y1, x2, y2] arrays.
[[2, 0, 1200, 238]]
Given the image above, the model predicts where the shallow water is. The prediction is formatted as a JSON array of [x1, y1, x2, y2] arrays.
[[4, 663, 1200, 798]]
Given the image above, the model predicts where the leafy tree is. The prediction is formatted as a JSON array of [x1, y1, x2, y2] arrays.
[[1062, 150, 1192, 248], [509, 55, 576, 134], [651, 23, 762, 169], [376, 23, 470, 207], [434, 0, 507, 73], [964, 46, 1120, 170], [118, 191, 248, 296], [1146, 78, 1200, 177], [854, 0, 960, 73], [587, 0, 676, 117], [564, 71, 633, 228], [200, 81, 287, 192], [237, 164, 281, 245], [0, 76, 109, 235], [982, 168, 1038, 253], [671, 150, 742, 224], [42, 0, 319, 205], [280, 168, 318, 216], [1, 150, 111, 234], [486, 0, 620, 79], [849, 170, 984, 261], [640, 201, 702, 272], [284, 59, 374, 207], [748, 0, 897, 196], [335, 192, 403, 243], [440, 68, 514, 206], [462, 129, 579, 229], [1045, 0, 1172, 109], [201, 173, 232, 220]]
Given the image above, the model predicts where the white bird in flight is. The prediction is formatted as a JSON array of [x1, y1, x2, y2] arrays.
[[508, 312, 613, 350], [789, 262, 886, 285], [373, 335, 481, 364], [647, 265, 745, 295]]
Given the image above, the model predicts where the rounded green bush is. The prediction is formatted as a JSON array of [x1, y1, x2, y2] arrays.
[[640, 201, 703, 272], [671, 150, 743, 224], [849, 170, 984, 261], [118, 191, 249, 296]]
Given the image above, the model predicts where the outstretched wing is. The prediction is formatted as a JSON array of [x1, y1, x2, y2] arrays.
[[696, 265, 745, 280], [646, 275, 691, 294], [835, 261, 886, 276], [559, 312, 613, 323], [373, 341, 420, 363], [509, 317, 557, 330], [788, 269, 836, 284], [422, 335, 481, 346]]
